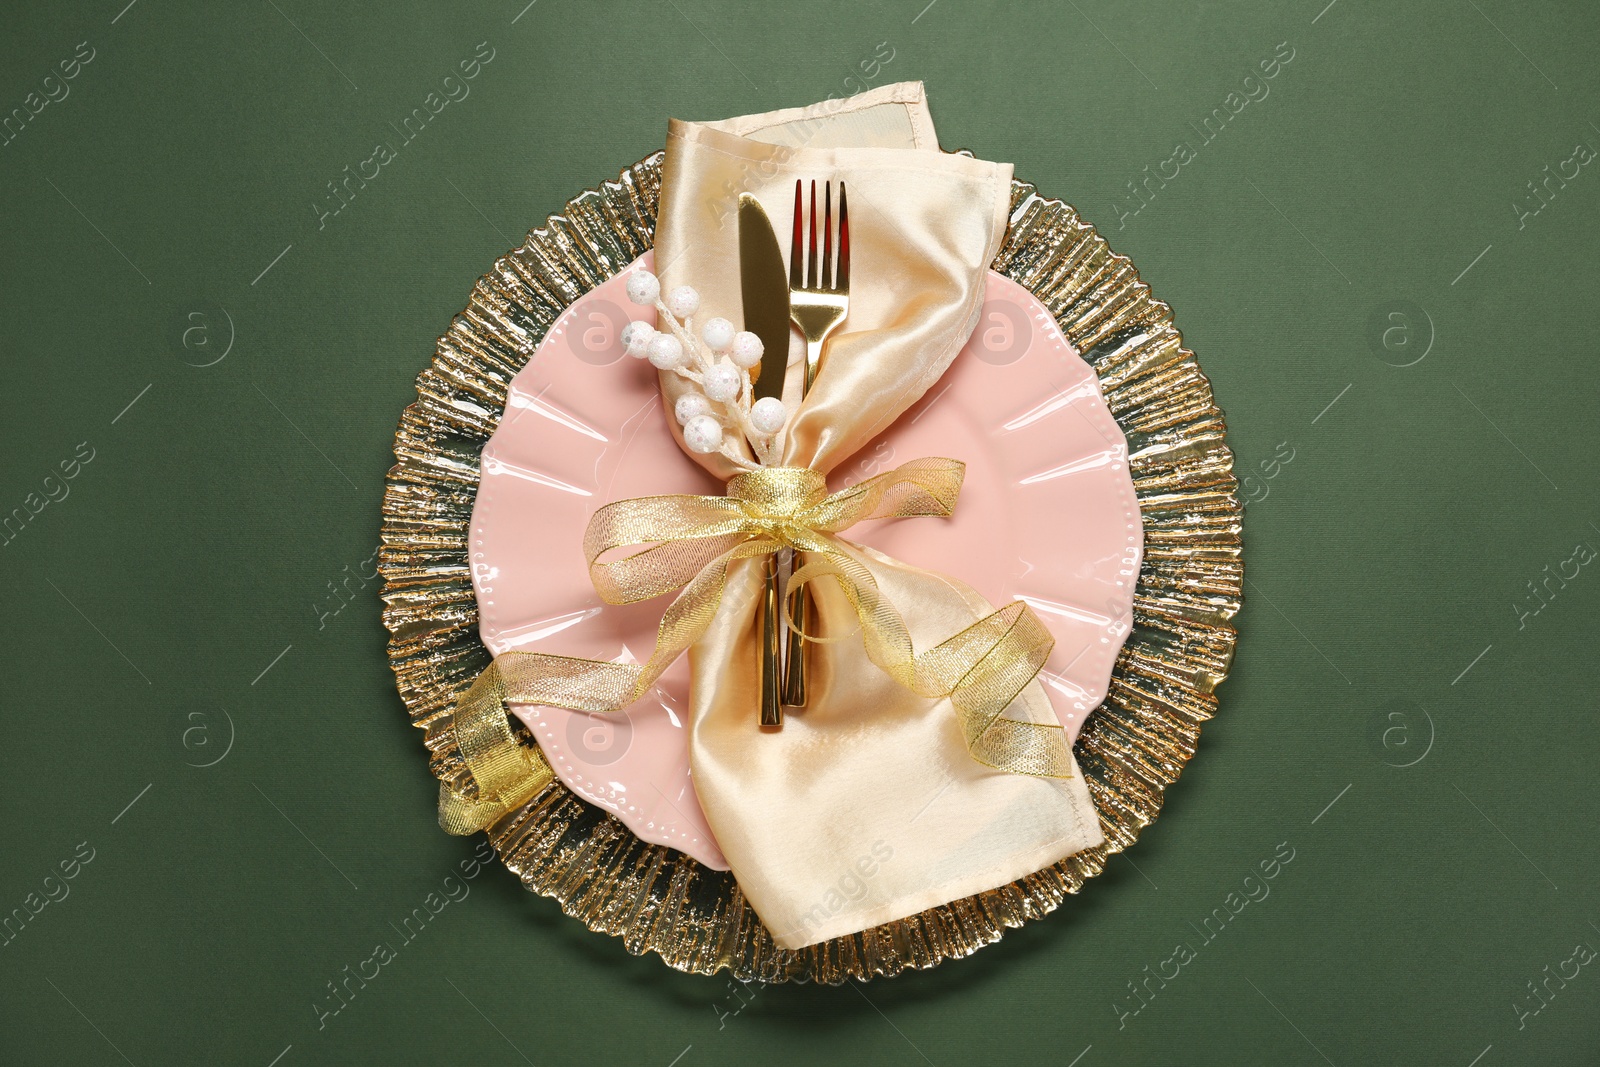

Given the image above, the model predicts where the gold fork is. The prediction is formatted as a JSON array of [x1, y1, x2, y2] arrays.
[[783, 179, 850, 706]]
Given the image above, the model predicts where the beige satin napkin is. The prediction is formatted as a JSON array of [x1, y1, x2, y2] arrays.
[[653, 82, 1104, 949]]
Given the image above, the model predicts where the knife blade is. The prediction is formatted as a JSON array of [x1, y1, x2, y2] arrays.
[[738, 192, 791, 727], [738, 193, 791, 402]]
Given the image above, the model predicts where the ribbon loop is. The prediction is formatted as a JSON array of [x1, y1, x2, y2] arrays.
[[438, 456, 1075, 833]]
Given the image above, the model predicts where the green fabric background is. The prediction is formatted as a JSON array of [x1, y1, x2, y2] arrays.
[[3, 1, 1597, 1063]]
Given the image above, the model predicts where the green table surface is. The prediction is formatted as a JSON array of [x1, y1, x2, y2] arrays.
[[4, 1, 1598, 1064]]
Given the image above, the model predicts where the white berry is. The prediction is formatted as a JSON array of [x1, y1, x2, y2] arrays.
[[646, 334, 684, 369], [703, 363, 742, 403], [751, 397, 787, 434], [621, 320, 655, 358], [625, 270, 661, 307], [683, 415, 724, 454], [667, 285, 701, 318], [729, 331, 764, 369], [701, 317, 735, 352], [674, 393, 712, 426]]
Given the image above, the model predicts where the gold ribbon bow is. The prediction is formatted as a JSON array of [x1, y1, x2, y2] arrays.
[[439, 458, 1074, 834]]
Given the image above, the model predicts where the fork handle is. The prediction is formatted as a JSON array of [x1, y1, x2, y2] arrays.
[[803, 338, 824, 392], [786, 336, 827, 705], [781, 558, 809, 708]]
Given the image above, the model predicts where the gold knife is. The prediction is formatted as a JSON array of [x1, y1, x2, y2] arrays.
[[738, 193, 790, 727]]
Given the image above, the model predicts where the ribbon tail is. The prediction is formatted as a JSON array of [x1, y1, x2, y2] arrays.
[[439, 538, 779, 832], [437, 658, 557, 834], [438, 766, 552, 835], [788, 539, 1076, 779], [940, 601, 1072, 778]]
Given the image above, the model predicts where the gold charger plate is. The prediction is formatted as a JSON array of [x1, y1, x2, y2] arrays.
[[379, 152, 1242, 983]]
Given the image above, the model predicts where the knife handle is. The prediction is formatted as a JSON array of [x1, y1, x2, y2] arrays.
[[759, 555, 784, 726], [782, 561, 809, 708]]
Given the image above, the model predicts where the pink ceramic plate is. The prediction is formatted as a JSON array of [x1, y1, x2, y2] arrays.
[[470, 255, 1142, 871]]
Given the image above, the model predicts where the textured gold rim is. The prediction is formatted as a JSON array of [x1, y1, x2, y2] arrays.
[[379, 152, 1242, 983]]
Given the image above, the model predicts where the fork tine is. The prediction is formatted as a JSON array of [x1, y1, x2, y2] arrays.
[[806, 181, 818, 289], [837, 182, 850, 291], [821, 182, 833, 290], [789, 180, 803, 289]]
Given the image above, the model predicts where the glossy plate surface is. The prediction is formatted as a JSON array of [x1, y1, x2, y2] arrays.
[[470, 253, 1142, 872]]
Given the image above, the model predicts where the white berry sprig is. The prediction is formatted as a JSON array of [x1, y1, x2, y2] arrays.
[[622, 269, 788, 469]]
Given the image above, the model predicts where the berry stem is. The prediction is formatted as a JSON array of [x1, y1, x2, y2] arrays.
[[653, 297, 780, 465]]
